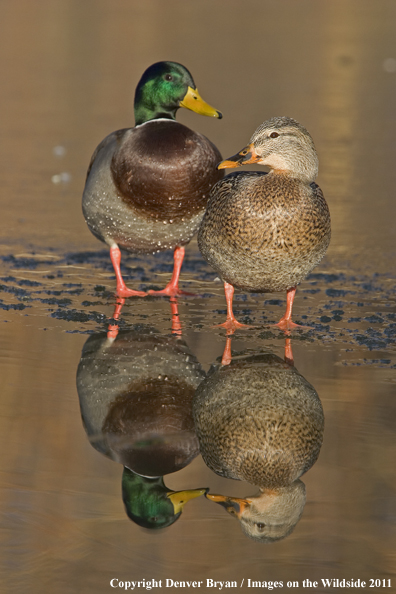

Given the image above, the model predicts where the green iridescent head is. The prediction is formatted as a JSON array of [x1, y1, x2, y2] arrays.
[[122, 467, 207, 529], [134, 61, 222, 125]]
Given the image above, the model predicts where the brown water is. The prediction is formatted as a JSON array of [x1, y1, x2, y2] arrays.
[[1, 1, 396, 592]]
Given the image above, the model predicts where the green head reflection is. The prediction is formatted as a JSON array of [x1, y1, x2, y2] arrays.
[[122, 468, 207, 529]]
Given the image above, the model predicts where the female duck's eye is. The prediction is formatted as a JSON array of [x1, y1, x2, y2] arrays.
[[270, 132, 279, 138], [256, 523, 266, 532], [164, 74, 173, 81]]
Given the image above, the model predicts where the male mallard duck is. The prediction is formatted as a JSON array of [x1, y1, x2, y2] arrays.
[[198, 116, 331, 329], [77, 327, 207, 528], [83, 61, 223, 297], [76, 326, 206, 472]]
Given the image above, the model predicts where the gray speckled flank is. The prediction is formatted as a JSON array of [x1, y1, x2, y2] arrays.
[[77, 328, 206, 475]]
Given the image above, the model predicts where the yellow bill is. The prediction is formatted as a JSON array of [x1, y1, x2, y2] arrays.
[[180, 86, 222, 119], [167, 488, 208, 514]]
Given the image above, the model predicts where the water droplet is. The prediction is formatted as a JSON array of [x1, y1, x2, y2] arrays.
[[51, 172, 71, 184], [383, 57, 396, 72], [53, 145, 66, 157]]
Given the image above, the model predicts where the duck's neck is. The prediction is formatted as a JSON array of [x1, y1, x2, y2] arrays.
[[134, 83, 178, 125], [265, 152, 318, 183], [134, 104, 177, 126]]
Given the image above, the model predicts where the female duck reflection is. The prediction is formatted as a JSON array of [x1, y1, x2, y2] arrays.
[[193, 339, 324, 542], [76, 325, 207, 529]]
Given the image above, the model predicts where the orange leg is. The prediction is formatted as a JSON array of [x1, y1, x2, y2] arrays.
[[107, 297, 125, 340], [273, 286, 301, 331], [214, 282, 253, 331], [284, 336, 294, 366], [110, 246, 147, 298], [221, 332, 233, 366], [148, 246, 194, 296], [170, 296, 182, 336]]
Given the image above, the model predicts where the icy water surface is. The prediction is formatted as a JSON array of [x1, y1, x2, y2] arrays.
[[1, 1, 396, 593]]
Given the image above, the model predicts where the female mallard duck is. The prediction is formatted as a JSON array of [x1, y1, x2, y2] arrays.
[[198, 116, 331, 329], [193, 349, 324, 541], [82, 61, 223, 297]]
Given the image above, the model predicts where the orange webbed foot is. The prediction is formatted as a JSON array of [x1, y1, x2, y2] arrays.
[[213, 319, 254, 331], [272, 318, 303, 331], [116, 287, 147, 298]]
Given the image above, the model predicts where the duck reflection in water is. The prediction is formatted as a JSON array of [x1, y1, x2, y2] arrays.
[[193, 338, 324, 542], [76, 325, 207, 529]]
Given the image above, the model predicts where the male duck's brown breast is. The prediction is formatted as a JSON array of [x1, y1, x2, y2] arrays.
[[111, 120, 223, 221]]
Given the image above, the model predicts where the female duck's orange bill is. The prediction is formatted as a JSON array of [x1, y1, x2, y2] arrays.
[[205, 493, 250, 518], [217, 143, 259, 169]]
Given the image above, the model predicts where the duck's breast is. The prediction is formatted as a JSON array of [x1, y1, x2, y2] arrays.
[[111, 120, 223, 220], [198, 172, 330, 292], [82, 121, 223, 253]]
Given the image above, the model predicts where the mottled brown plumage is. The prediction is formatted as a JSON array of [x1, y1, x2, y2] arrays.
[[193, 352, 324, 488], [198, 116, 331, 329], [193, 350, 324, 542]]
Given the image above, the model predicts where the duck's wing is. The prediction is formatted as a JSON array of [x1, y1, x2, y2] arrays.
[[209, 171, 266, 198], [310, 181, 328, 206], [309, 181, 331, 227], [85, 129, 128, 182]]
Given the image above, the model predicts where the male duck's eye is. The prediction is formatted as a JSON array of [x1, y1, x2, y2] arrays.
[[164, 74, 173, 81], [270, 132, 279, 138]]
